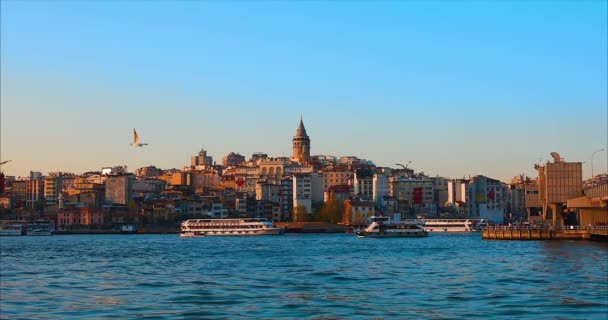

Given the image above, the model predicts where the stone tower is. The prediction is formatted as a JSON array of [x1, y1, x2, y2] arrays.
[[292, 116, 310, 165]]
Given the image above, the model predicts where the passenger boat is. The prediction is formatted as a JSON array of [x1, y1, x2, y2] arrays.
[[356, 216, 428, 238], [0, 221, 24, 236], [420, 219, 488, 232], [26, 220, 55, 236], [180, 218, 284, 237]]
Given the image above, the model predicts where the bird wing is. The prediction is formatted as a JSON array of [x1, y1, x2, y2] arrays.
[[134, 129, 139, 144]]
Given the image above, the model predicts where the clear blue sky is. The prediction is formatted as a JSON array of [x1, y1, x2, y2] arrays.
[[1, 1, 606, 181]]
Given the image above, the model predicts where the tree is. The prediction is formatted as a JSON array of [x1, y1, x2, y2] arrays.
[[293, 205, 309, 222], [353, 209, 366, 225], [313, 200, 342, 223]]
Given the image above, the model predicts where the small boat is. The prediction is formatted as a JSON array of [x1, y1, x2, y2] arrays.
[[180, 218, 284, 237], [0, 221, 24, 236], [356, 216, 428, 238]]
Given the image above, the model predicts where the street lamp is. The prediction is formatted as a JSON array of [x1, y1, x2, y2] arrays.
[[591, 149, 605, 181]]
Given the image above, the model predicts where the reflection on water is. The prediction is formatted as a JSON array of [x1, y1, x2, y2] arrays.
[[1, 234, 607, 319]]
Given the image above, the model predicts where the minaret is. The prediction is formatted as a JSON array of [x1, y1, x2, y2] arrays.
[[292, 115, 310, 165]]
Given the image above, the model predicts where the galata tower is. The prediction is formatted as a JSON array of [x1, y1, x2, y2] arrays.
[[292, 116, 310, 165]]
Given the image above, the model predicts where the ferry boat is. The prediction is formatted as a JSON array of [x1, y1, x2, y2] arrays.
[[420, 219, 488, 232], [26, 220, 55, 236], [356, 216, 428, 238], [0, 221, 24, 236], [180, 218, 284, 237]]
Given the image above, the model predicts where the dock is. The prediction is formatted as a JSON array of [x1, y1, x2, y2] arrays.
[[481, 226, 608, 241]]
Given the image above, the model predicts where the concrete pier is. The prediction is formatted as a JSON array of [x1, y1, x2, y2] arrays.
[[482, 226, 608, 241]]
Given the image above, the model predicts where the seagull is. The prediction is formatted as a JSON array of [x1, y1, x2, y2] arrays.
[[131, 129, 148, 147]]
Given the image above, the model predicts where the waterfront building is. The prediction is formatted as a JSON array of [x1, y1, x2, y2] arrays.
[[11, 180, 26, 206], [44, 173, 63, 206], [390, 177, 435, 215], [353, 169, 374, 201], [507, 175, 533, 222], [191, 171, 220, 193], [342, 199, 375, 225], [465, 175, 507, 223], [525, 182, 542, 220], [57, 207, 104, 229], [26, 179, 44, 209], [293, 173, 312, 215], [105, 175, 134, 205], [432, 177, 449, 212], [447, 179, 468, 206], [256, 182, 281, 203], [324, 185, 350, 207], [322, 166, 351, 190], [280, 176, 294, 219], [373, 173, 390, 206], [535, 152, 583, 227], [292, 117, 311, 165], [567, 184, 608, 226], [222, 152, 246, 168], [311, 172, 324, 205]]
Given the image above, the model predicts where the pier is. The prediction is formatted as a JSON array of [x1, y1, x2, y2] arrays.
[[482, 226, 608, 241]]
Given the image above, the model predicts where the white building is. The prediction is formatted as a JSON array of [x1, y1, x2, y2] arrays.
[[447, 180, 468, 206], [373, 173, 389, 206], [293, 173, 312, 214]]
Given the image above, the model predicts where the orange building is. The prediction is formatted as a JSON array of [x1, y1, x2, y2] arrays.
[[57, 208, 104, 228]]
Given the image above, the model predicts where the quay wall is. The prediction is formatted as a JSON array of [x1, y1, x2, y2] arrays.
[[481, 228, 608, 241]]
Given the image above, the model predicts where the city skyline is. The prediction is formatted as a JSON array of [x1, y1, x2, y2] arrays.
[[1, 1, 607, 181]]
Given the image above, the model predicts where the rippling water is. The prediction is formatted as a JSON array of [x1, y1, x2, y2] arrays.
[[1, 234, 607, 319]]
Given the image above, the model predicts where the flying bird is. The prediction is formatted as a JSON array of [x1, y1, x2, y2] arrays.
[[131, 129, 148, 147]]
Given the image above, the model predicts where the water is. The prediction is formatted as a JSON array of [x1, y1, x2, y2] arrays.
[[1, 234, 607, 319]]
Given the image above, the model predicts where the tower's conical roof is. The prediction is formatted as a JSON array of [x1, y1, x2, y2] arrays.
[[295, 117, 308, 137]]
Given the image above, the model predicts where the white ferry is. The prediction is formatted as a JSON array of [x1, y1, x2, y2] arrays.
[[26, 220, 55, 236], [356, 216, 428, 238], [420, 219, 488, 232], [0, 221, 24, 236], [180, 218, 284, 237]]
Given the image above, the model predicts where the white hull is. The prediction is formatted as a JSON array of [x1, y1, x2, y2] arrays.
[[0, 230, 23, 236], [181, 229, 283, 237], [420, 219, 487, 233]]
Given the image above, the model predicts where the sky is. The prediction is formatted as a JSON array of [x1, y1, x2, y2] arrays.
[[1, 1, 607, 181]]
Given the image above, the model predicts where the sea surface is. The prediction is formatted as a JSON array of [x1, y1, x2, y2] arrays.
[[1, 233, 607, 319]]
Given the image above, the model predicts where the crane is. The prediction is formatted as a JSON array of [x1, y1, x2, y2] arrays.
[[395, 161, 412, 178], [0, 160, 11, 166], [395, 161, 412, 170]]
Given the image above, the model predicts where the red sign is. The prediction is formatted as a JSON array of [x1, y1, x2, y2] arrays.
[[237, 178, 244, 187], [413, 187, 422, 204], [488, 190, 495, 201]]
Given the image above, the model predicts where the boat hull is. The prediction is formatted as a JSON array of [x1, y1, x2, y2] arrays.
[[0, 230, 23, 236], [181, 228, 284, 237], [26, 231, 52, 236], [356, 231, 428, 238]]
